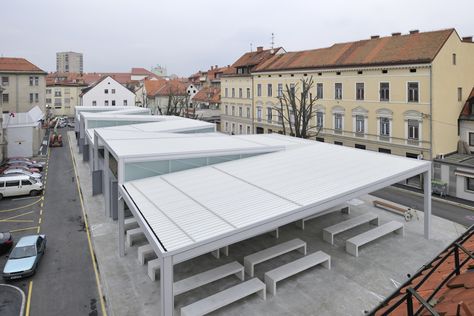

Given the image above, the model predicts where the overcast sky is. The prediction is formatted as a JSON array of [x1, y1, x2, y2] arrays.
[[2, 0, 473, 76]]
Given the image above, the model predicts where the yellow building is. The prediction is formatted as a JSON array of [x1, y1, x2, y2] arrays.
[[221, 47, 284, 134], [46, 74, 88, 117], [251, 29, 474, 161]]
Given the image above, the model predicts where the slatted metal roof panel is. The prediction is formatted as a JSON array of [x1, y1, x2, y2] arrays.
[[123, 141, 430, 254]]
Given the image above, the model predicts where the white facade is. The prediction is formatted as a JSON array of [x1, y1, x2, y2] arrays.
[[81, 76, 135, 108]]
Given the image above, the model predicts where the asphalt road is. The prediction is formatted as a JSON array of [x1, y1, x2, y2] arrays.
[[0, 128, 102, 316], [371, 186, 474, 227]]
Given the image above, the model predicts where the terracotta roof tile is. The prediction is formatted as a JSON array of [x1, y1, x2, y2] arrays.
[[255, 29, 454, 72], [144, 78, 187, 97], [192, 86, 220, 103], [0, 57, 45, 73], [232, 47, 284, 68]]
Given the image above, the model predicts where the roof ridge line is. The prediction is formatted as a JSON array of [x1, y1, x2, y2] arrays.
[[210, 165, 303, 207]]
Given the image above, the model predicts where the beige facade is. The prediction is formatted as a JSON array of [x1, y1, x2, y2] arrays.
[[56, 52, 83, 73], [1, 73, 46, 114], [251, 31, 474, 161], [46, 84, 86, 117], [220, 75, 254, 134]]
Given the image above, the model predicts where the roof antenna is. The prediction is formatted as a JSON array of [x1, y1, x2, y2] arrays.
[[271, 32, 275, 49], [250, 43, 253, 52]]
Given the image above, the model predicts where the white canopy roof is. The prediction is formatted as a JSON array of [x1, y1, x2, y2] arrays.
[[121, 141, 431, 262]]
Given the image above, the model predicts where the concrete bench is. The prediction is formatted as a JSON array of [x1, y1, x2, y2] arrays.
[[373, 200, 417, 221], [264, 251, 331, 296], [244, 238, 307, 277], [323, 213, 379, 245], [297, 204, 350, 230], [210, 246, 229, 259], [126, 227, 145, 247], [137, 244, 157, 265], [147, 258, 160, 281], [346, 221, 404, 257], [180, 278, 266, 316], [124, 217, 138, 231], [174, 261, 244, 296]]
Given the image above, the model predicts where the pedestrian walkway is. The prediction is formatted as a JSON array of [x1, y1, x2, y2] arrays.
[[0, 284, 25, 316]]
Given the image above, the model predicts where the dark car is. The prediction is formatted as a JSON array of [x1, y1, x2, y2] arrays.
[[0, 233, 13, 255], [3, 235, 46, 280]]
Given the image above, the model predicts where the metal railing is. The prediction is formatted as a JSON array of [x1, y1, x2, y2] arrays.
[[368, 225, 474, 316]]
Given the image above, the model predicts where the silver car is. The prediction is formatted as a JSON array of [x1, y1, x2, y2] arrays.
[[2, 235, 46, 280], [2, 168, 42, 180]]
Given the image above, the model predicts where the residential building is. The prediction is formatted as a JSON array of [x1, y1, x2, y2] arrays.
[[221, 46, 284, 134], [139, 78, 188, 115], [131, 68, 158, 81], [251, 29, 474, 162], [0, 57, 47, 114], [56, 51, 83, 73], [190, 86, 221, 123], [189, 65, 233, 90], [80, 75, 135, 108], [46, 73, 88, 117]]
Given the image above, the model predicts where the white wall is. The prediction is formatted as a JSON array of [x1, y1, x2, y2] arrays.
[[82, 77, 135, 107], [456, 175, 474, 200], [460, 120, 474, 153], [7, 126, 34, 158]]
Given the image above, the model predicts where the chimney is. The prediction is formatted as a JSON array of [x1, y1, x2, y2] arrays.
[[391, 32, 401, 36], [462, 36, 473, 42], [210, 66, 213, 70], [215, 65, 218, 69], [257, 46, 263, 52], [409, 30, 419, 34], [370, 35, 380, 39]]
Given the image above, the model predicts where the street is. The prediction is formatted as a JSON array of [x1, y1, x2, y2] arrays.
[[371, 186, 474, 227], [0, 129, 102, 316]]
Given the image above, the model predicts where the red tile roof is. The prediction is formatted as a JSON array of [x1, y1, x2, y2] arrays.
[[192, 86, 221, 103], [144, 78, 187, 97], [131, 67, 158, 78], [232, 47, 284, 68], [0, 57, 45, 73], [255, 29, 455, 72], [460, 87, 474, 118]]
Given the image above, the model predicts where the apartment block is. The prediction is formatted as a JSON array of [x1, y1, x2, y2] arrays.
[[56, 51, 83, 73], [251, 29, 474, 161], [0, 57, 47, 114], [221, 47, 284, 134], [46, 73, 88, 117]]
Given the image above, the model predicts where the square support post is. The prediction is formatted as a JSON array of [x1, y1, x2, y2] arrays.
[[118, 197, 125, 257], [160, 256, 174, 316], [423, 170, 432, 239]]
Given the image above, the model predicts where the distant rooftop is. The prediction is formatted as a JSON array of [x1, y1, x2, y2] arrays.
[[0, 57, 46, 74]]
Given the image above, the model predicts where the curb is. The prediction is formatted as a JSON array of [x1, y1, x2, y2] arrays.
[[389, 185, 474, 212], [0, 284, 26, 316]]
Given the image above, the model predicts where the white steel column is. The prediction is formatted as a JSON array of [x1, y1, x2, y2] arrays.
[[104, 148, 110, 216], [93, 134, 99, 171], [160, 256, 174, 316], [118, 197, 125, 257], [423, 170, 432, 239]]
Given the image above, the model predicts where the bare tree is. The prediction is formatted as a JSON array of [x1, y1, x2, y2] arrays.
[[273, 77, 321, 139]]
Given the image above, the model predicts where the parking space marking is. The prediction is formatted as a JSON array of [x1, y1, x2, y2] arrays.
[[9, 226, 40, 233], [25, 281, 33, 316], [0, 196, 43, 213], [0, 210, 34, 222]]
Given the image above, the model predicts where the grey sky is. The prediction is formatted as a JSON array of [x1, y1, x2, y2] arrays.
[[2, 0, 473, 76]]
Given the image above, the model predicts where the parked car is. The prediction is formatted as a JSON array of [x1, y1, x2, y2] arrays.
[[5, 161, 44, 171], [2, 235, 46, 280], [2, 168, 42, 180], [7, 157, 45, 166], [0, 164, 40, 174], [0, 233, 13, 255], [0, 175, 43, 200]]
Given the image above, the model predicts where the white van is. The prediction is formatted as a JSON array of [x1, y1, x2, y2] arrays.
[[0, 175, 43, 200]]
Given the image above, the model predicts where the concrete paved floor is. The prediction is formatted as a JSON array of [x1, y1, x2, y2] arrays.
[[68, 131, 466, 316]]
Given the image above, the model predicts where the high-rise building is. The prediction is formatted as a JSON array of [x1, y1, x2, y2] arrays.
[[56, 51, 83, 73]]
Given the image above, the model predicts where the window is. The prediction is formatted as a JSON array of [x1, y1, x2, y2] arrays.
[[225, 122, 228, 132], [379, 148, 391, 154], [257, 107, 262, 121], [29, 76, 34, 86], [316, 137, 324, 142], [35, 93, 39, 103], [380, 117, 390, 138], [232, 88, 235, 98], [334, 113, 343, 132], [290, 84, 295, 95], [316, 112, 324, 128], [34, 77, 39, 86], [105, 100, 109, 106], [29, 93, 34, 103], [225, 88, 228, 97], [278, 112, 283, 124], [469, 132, 474, 146], [334, 141, 343, 145], [316, 83, 323, 99], [239, 88, 242, 98], [467, 178, 474, 191], [239, 107, 242, 117], [46, 98, 51, 104], [46, 89, 51, 94], [267, 84, 272, 97], [246, 107, 250, 118], [111, 89, 116, 94], [1, 76, 8, 86], [2, 94, 8, 103], [64, 98, 70, 105], [356, 83, 364, 100], [458, 87, 463, 102], [232, 123, 235, 133], [257, 84, 262, 97], [246, 88, 250, 99], [54, 98, 61, 107], [355, 144, 366, 150], [453, 53, 457, 65], [408, 119, 419, 140], [380, 83, 389, 101], [6, 181, 20, 187], [239, 124, 243, 134], [225, 105, 228, 115], [267, 107, 272, 123], [64, 88, 70, 94], [277, 84, 283, 97], [335, 83, 342, 99], [54, 89, 61, 97], [92, 101, 97, 106], [112, 100, 116, 106], [247, 126, 250, 134], [408, 82, 419, 102], [355, 115, 364, 135], [123, 100, 128, 106], [22, 180, 33, 186], [231, 106, 235, 116], [289, 110, 295, 125], [104, 89, 109, 94]]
